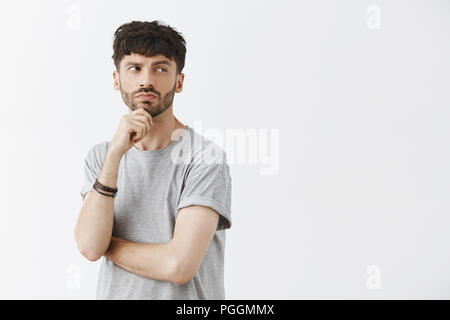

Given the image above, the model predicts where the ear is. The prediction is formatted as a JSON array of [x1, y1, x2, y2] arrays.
[[175, 73, 185, 93], [113, 70, 120, 90]]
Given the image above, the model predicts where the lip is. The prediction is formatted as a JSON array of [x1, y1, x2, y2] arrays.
[[137, 93, 157, 100]]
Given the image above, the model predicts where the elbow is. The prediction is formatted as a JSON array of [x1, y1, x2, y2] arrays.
[[173, 275, 191, 286], [77, 241, 104, 262], [170, 258, 197, 285], [172, 271, 194, 286], [74, 230, 104, 262], [79, 248, 103, 262]]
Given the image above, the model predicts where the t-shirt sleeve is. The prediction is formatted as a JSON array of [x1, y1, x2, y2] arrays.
[[80, 142, 107, 201], [176, 160, 232, 231]]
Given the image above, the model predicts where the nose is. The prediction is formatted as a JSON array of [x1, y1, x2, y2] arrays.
[[140, 68, 156, 89]]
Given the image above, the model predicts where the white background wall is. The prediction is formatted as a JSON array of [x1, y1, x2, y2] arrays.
[[0, 0, 449, 299]]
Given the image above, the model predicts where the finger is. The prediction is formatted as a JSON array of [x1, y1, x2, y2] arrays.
[[128, 120, 147, 141], [132, 115, 151, 133], [140, 116, 151, 135], [132, 126, 144, 143], [131, 117, 149, 134], [135, 108, 154, 126]]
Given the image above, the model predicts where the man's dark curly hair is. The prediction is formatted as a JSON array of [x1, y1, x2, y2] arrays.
[[112, 20, 187, 74]]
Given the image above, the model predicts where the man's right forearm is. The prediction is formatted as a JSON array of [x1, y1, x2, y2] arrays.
[[74, 150, 123, 261]]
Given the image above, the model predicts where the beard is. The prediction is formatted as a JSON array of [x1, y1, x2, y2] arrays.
[[120, 80, 176, 117]]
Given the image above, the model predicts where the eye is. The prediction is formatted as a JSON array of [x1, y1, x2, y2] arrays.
[[129, 66, 141, 71], [156, 67, 167, 73]]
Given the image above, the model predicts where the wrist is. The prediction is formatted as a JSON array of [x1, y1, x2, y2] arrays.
[[106, 149, 124, 160]]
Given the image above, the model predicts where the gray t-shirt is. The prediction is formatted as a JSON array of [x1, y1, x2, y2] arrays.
[[80, 125, 232, 299]]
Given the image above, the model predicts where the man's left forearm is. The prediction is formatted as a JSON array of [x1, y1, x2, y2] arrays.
[[104, 236, 178, 283]]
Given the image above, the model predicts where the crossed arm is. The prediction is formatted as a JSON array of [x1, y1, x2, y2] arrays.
[[103, 205, 220, 285]]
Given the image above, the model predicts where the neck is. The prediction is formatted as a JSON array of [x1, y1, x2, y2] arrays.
[[134, 105, 186, 151]]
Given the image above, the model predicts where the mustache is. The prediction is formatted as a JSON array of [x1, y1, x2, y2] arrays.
[[136, 88, 158, 96]]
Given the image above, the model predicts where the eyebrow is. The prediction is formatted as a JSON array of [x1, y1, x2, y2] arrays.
[[124, 59, 172, 69]]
